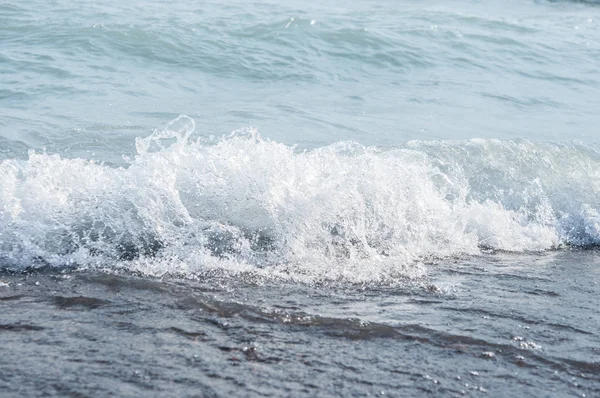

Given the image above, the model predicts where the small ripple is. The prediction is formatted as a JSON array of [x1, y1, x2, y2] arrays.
[[51, 295, 111, 310], [0, 323, 44, 332]]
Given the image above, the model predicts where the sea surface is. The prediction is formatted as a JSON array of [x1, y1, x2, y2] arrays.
[[1, 0, 600, 396]]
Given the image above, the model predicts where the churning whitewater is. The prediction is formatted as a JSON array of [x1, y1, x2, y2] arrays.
[[1, 116, 599, 282]]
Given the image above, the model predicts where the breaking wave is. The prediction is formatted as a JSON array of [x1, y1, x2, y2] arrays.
[[1, 116, 599, 282]]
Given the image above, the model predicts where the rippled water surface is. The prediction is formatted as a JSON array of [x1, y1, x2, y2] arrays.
[[1, 0, 600, 396]]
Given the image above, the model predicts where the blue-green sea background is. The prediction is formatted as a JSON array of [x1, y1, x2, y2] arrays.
[[2, 0, 599, 164]]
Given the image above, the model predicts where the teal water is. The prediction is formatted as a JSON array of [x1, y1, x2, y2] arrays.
[[1, 1, 600, 397], [2, 0, 600, 163]]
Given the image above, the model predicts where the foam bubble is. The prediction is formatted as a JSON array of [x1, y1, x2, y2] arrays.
[[1, 116, 599, 282]]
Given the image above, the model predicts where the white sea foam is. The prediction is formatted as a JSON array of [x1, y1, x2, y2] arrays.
[[1, 116, 599, 282]]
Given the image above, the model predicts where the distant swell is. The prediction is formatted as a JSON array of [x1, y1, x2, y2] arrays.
[[1, 116, 599, 282]]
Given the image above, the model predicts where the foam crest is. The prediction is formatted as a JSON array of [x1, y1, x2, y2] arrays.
[[1, 118, 599, 282]]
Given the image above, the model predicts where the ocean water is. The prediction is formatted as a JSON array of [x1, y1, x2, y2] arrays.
[[1, 0, 600, 396]]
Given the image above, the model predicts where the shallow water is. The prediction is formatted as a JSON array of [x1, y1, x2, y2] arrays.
[[1, 0, 600, 396], [2, 250, 599, 397]]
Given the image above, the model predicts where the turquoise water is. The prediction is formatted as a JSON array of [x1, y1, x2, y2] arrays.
[[2, 0, 599, 163], [1, 1, 600, 396]]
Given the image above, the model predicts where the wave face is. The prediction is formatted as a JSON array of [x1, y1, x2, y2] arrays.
[[1, 116, 599, 282]]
